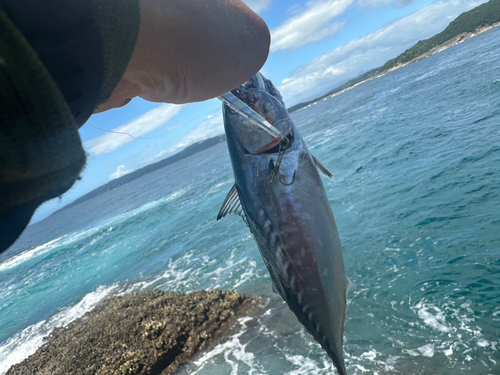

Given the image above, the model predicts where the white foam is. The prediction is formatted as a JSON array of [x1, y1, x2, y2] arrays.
[[354, 364, 370, 372], [413, 301, 453, 333], [191, 316, 260, 375], [126, 248, 255, 296], [383, 247, 400, 252], [0, 236, 65, 272], [0, 284, 118, 374], [206, 179, 232, 195], [418, 344, 435, 357], [477, 338, 490, 348], [347, 348, 397, 374], [133, 189, 186, 214], [283, 353, 333, 374], [233, 260, 257, 289], [404, 349, 420, 357], [360, 349, 377, 361]]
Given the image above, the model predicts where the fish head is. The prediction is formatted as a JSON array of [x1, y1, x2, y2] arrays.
[[223, 74, 294, 155]]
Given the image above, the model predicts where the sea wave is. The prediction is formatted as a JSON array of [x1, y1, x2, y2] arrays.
[[0, 189, 187, 273], [0, 237, 65, 273]]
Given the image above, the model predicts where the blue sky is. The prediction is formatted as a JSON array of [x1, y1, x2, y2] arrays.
[[32, 0, 488, 222]]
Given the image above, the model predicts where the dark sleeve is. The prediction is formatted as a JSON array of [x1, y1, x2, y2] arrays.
[[0, 0, 140, 253]]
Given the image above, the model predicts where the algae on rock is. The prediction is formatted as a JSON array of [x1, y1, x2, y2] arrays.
[[7, 289, 253, 375]]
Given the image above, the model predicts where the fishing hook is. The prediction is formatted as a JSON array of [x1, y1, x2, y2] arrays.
[[279, 170, 296, 186], [258, 137, 295, 186]]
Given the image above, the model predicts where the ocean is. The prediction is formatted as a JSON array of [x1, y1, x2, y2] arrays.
[[1, 26, 498, 375]]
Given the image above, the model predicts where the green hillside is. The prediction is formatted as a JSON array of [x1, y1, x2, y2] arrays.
[[289, 0, 500, 113], [380, 0, 500, 71]]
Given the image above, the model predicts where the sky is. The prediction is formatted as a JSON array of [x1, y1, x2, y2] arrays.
[[32, 0, 489, 222]]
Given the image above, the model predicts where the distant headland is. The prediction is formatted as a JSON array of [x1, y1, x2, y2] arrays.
[[288, 0, 500, 113], [55, 134, 226, 214]]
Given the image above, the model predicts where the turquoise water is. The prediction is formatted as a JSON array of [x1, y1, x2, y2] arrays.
[[1, 27, 499, 374]]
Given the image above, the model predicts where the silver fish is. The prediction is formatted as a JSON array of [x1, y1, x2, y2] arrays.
[[217, 74, 349, 375]]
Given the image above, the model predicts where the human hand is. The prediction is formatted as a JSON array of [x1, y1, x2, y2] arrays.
[[94, 0, 270, 113]]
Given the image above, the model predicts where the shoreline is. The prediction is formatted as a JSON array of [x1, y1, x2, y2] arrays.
[[295, 22, 500, 111]]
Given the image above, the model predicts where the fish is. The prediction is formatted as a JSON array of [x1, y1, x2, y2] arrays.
[[217, 73, 350, 375]]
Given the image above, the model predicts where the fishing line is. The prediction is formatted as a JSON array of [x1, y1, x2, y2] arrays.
[[87, 122, 170, 140]]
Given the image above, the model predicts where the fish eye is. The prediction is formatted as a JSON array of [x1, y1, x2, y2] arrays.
[[230, 89, 245, 102], [244, 92, 259, 108], [242, 76, 258, 90]]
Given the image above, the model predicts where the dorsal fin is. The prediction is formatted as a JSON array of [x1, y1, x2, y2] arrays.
[[313, 156, 334, 179], [217, 184, 248, 226]]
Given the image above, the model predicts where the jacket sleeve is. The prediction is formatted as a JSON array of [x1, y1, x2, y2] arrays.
[[0, 0, 140, 253]]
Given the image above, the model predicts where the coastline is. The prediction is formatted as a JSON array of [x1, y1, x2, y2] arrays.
[[6, 289, 258, 375], [293, 22, 500, 112]]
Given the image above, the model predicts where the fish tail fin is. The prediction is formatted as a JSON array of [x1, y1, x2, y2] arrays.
[[332, 352, 348, 375], [324, 338, 348, 375], [336, 363, 348, 375]]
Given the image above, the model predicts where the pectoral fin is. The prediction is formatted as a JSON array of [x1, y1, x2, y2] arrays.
[[346, 276, 355, 295], [313, 156, 334, 179], [217, 184, 248, 226]]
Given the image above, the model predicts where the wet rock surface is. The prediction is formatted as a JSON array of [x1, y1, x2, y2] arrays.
[[7, 289, 254, 375]]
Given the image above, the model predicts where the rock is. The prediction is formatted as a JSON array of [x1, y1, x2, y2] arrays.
[[7, 289, 254, 375]]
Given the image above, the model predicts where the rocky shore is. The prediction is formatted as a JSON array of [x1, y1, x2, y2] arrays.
[[7, 289, 255, 375]]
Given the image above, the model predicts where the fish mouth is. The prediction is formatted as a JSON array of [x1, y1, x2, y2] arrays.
[[231, 73, 293, 153], [257, 129, 294, 154]]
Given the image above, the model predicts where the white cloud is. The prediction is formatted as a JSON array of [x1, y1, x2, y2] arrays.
[[270, 0, 354, 52], [356, 0, 414, 8], [286, 3, 304, 16], [394, 0, 415, 7], [109, 165, 132, 180], [279, 0, 488, 105], [153, 149, 169, 160], [145, 149, 169, 164], [168, 114, 224, 155], [84, 104, 183, 156], [243, 0, 272, 13], [356, 0, 391, 7]]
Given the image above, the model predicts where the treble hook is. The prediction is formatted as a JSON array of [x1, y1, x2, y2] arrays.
[[278, 170, 296, 186], [257, 162, 279, 183], [258, 136, 295, 186]]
